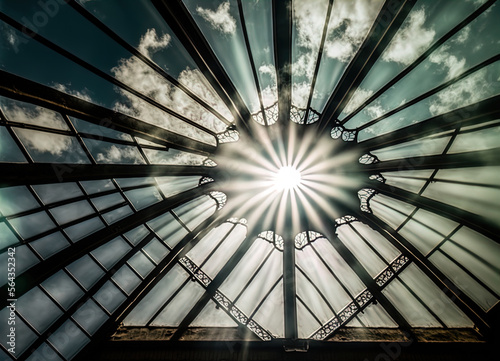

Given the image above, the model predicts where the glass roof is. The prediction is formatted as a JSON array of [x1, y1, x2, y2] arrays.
[[0, 0, 499, 359]]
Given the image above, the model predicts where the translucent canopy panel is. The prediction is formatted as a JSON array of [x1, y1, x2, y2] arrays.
[[0, 1, 498, 360]]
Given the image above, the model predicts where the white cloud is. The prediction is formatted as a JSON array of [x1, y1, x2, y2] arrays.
[[292, 81, 313, 109], [196, 2, 236, 35], [137, 29, 171, 58], [96, 145, 144, 164], [429, 69, 490, 116], [110, 28, 233, 151], [382, 9, 435, 65], [429, 45, 466, 81], [343, 87, 374, 114], [15, 128, 72, 156], [452, 26, 470, 44], [323, 0, 385, 62], [3, 104, 67, 130], [53, 83, 93, 102]]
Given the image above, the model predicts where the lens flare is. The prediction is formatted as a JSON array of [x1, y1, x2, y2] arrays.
[[275, 166, 301, 190]]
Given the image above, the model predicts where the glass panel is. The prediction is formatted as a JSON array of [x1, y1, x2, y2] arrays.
[[430, 251, 497, 311], [399, 209, 458, 255], [48, 320, 90, 360], [184, 0, 260, 112], [26, 343, 64, 361], [143, 148, 206, 165], [382, 278, 441, 327], [33, 183, 83, 204], [173, 195, 217, 230], [201, 224, 246, 278], [296, 243, 356, 311], [9, 245, 39, 276], [354, 303, 398, 328], [358, 61, 500, 140], [72, 299, 108, 336], [70, 116, 133, 141], [236, 250, 282, 316], [64, 216, 105, 241], [399, 264, 473, 327], [310, 0, 385, 112], [127, 252, 155, 278], [124, 186, 163, 210], [186, 223, 233, 265], [371, 135, 451, 161], [17, 287, 63, 333], [297, 299, 321, 339], [42, 271, 84, 310], [150, 279, 205, 326], [449, 123, 500, 154], [0, 126, 26, 162], [102, 205, 134, 224], [50, 200, 94, 225], [83, 139, 145, 164], [191, 300, 238, 327], [220, 239, 273, 300], [241, 0, 277, 108], [0, 222, 18, 249], [0, 186, 39, 216], [444, 227, 500, 296], [370, 194, 416, 230], [9, 211, 55, 239], [156, 176, 200, 197], [252, 279, 284, 338], [91, 237, 131, 270], [91, 193, 125, 211], [66, 255, 105, 291], [14, 128, 90, 163], [337, 224, 387, 277], [112, 265, 142, 295], [80, 179, 115, 194], [94, 281, 127, 314], [0, 96, 68, 130], [296, 270, 334, 324], [142, 238, 169, 264], [115, 177, 155, 188], [351, 222, 400, 263], [341, 0, 491, 121], [123, 264, 189, 326], [123, 225, 150, 246], [381, 170, 434, 194], [422, 179, 500, 223], [0, 310, 37, 357], [147, 212, 188, 249]]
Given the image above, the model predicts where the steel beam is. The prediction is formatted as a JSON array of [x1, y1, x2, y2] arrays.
[[0, 163, 209, 187], [317, 0, 416, 131], [0, 70, 216, 155], [272, 0, 293, 126], [357, 95, 500, 152], [357, 211, 491, 335], [151, 0, 253, 135], [0, 184, 215, 303], [370, 182, 500, 243]]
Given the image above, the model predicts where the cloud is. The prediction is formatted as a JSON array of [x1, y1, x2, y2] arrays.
[[15, 128, 73, 156], [196, 2, 236, 35], [382, 9, 435, 65], [429, 69, 489, 116], [429, 45, 466, 81], [95, 144, 144, 164], [110, 28, 232, 150], [137, 29, 171, 58], [343, 87, 374, 114], [323, 0, 385, 62], [53, 83, 93, 102], [452, 26, 470, 44], [2, 103, 67, 130]]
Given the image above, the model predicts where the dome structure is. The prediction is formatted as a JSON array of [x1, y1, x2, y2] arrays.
[[0, 0, 499, 360]]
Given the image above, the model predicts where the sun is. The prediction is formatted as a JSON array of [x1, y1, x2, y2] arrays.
[[274, 166, 302, 191]]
